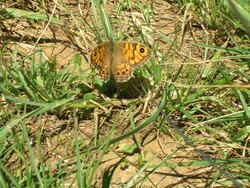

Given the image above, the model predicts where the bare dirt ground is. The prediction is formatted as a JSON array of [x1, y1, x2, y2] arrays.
[[1, 0, 226, 187]]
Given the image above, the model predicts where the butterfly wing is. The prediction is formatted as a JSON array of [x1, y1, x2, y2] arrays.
[[91, 42, 111, 82], [111, 52, 133, 82], [111, 42, 151, 82]]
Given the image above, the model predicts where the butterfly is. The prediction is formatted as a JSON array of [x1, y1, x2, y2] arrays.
[[90, 40, 151, 82]]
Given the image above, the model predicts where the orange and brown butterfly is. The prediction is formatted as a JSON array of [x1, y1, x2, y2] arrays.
[[90, 40, 151, 82]]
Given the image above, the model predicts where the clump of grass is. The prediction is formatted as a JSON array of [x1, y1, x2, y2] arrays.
[[0, 0, 249, 187]]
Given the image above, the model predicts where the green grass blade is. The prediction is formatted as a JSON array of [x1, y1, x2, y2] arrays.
[[0, 98, 72, 139], [226, 0, 250, 36], [0, 7, 63, 24]]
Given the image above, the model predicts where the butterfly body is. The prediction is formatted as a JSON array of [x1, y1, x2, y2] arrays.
[[91, 41, 151, 82]]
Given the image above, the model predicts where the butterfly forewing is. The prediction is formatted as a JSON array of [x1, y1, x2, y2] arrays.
[[122, 42, 151, 68]]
